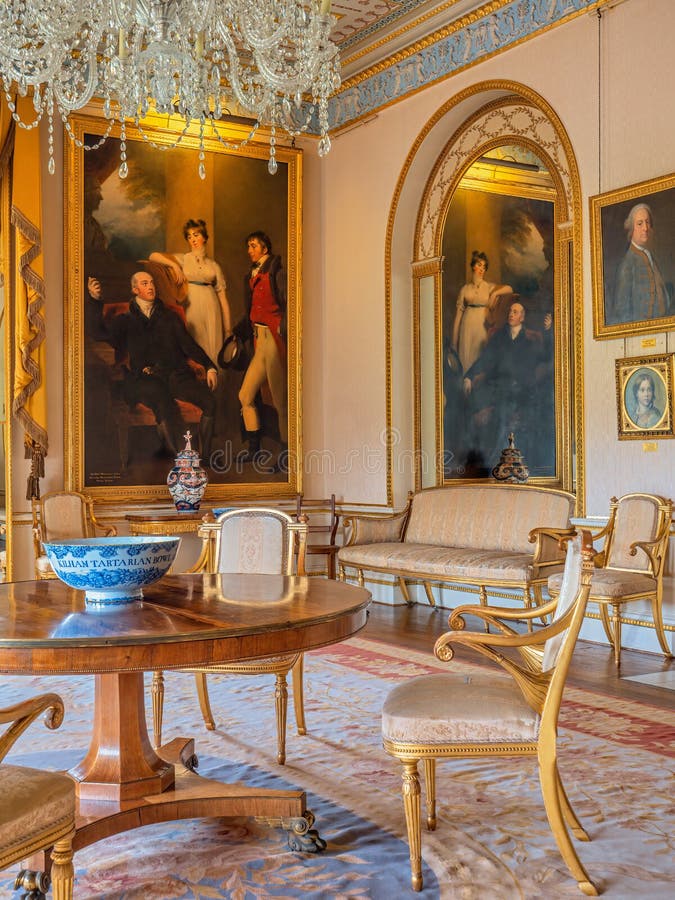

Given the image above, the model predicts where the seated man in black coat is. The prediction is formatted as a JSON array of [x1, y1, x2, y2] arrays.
[[462, 301, 552, 471], [86, 271, 218, 459]]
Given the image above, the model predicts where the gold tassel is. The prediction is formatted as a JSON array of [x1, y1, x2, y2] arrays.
[[24, 436, 46, 500]]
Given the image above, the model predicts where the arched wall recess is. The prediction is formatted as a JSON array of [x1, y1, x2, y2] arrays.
[[384, 80, 584, 514]]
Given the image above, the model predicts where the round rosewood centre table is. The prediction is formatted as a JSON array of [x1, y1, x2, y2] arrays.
[[0, 573, 370, 857]]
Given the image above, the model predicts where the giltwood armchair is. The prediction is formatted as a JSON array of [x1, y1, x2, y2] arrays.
[[31, 490, 117, 580], [382, 532, 598, 895], [548, 493, 673, 667], [0, 694, 75, 899], [151, 508, 309, 765]]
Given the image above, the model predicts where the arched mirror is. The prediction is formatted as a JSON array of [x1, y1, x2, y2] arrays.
[[414, 136, 578, 498], [441, 146, 558, 481]]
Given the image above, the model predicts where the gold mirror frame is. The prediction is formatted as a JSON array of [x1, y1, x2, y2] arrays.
[[409, 88, 583, 510], [0, 173, 9, 579], [63, 112, 302, 505]]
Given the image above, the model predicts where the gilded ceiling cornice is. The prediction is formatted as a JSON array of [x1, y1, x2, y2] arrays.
[[341, 0, 507, 71], [331, 0, 612, 132]]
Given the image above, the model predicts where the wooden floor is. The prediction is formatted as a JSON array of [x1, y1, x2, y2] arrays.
[[362, 600, 675, 711]]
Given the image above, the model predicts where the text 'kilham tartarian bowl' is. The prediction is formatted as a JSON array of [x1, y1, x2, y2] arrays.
[[43, 536, 180, 606]]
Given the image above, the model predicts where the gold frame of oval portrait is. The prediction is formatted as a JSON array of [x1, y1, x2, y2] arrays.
[[615, 353, 675, 440]]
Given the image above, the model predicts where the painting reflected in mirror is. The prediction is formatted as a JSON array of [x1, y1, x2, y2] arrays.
[[441, 147, 557, 481]]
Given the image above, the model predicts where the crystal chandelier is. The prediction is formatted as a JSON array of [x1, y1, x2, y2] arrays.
[[0, 0, 340, 177]]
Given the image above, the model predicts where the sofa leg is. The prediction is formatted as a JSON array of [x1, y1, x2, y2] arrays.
[[423, 582, 436, 608], [398, 577, 414, 606]]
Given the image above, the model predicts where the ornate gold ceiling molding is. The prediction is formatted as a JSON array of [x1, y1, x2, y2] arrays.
[[332, 0, 611, 133], [341, 1, 504, 71]]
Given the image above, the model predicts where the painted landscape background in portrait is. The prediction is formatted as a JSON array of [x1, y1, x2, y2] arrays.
[[441, 188, 556, 480], [68, 122, 299, 499]]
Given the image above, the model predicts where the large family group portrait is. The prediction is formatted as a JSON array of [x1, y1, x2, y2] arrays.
[[441, 188, 557, 480], [66, 116, 301, 499]]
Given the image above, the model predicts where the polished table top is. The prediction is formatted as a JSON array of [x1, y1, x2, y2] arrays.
[[0, 574, 372, 674]]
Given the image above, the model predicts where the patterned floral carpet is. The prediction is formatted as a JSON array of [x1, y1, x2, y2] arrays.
[[2, 636, 674, 899]]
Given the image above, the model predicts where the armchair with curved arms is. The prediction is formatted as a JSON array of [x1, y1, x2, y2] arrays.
[[549, 493, 673, 667], [382, 532, 599, 895], [151, 507, 309, 765], [0, 694, 75, 899]]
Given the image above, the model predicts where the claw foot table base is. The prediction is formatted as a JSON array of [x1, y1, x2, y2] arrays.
[[71, 735, 325, 854]]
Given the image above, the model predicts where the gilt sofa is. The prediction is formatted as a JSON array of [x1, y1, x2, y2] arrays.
[[338, 484, 576, 611]]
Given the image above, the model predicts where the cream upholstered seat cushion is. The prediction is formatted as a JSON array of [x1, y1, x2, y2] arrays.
[[0, 765, 75, 861], [548, 568, 655, 600], [338, 542, 535, 583], [382, 672, 539, 745]]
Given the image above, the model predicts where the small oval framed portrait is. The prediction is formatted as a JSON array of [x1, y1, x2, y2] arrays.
[[615, 354, 674, 440]]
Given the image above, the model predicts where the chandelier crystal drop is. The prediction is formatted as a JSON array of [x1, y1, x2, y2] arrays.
[[0, 0, 340, 177]]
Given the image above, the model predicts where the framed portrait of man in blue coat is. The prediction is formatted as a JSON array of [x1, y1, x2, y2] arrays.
[[591, 173, 675, 339]]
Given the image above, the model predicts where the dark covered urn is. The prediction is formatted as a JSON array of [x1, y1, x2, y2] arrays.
[[491, 432, 529, 484], [167, 431, 208, 511]]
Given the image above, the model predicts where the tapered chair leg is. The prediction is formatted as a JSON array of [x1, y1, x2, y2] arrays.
[[151, 670, 164, 748], [611, 602, 623, 667], [50, 832, 75, 900], [195, 672, 216, 730], [555, 764, 590, 841], [650, 593, 674, 659], [598, 604, 614, 646], [274, 673, 289, 765], [538, 753, 598, 896], [423, 757, 436, 830], [401, 759, 423, 892], [291, 655, 306, 735]]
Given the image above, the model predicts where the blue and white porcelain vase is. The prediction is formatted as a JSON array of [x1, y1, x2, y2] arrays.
[[167, 431, 208, 511]]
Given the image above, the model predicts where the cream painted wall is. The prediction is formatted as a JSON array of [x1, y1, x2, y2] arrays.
[[8, 0, 675, 579], [312, 0, 675, 516]]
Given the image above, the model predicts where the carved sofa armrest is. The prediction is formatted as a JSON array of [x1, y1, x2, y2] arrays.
[[528, 525, 576, 572], [343, 494, 413, 547]]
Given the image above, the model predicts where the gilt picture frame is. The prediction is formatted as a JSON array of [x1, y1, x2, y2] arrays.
[[590, 173, 675, 340], [64, 112, 302, 503], [615, 354, 674, 441]]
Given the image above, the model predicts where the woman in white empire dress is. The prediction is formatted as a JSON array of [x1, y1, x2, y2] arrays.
[[451, 249, 513, 373], [150, 218, 232, 365]]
